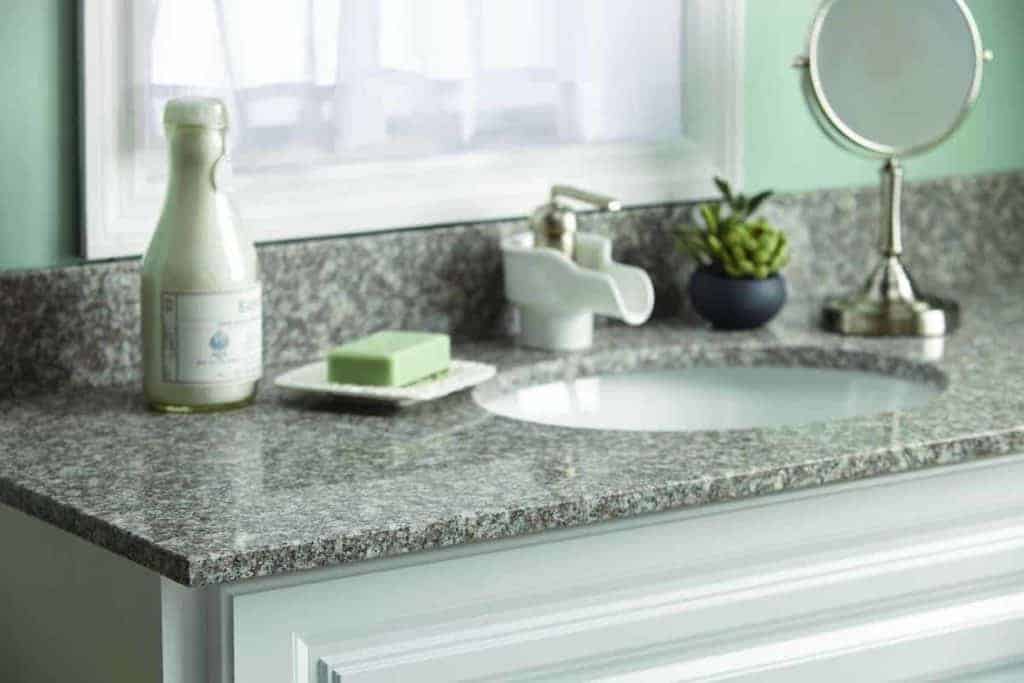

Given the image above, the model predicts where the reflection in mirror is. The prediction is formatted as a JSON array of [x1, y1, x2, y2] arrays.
[[82, 1, 745, 259], [146, 1, 684, 170], [813, 0, 978, 154]]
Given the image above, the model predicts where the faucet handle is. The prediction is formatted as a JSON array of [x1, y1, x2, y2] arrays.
[[532, 185, 620, 259], [550, 185, 621, 212]]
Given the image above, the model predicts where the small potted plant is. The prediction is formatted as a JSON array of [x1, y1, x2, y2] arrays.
[[676, 177, 790, 330]]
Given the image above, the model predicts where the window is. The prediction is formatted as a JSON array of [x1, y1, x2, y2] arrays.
[[82, 0, 743, 259]]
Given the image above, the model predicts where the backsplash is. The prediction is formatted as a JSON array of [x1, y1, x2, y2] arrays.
[[2, 171, 1023, 390]]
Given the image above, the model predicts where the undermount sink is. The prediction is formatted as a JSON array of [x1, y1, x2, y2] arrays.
[[475, 366, 942, 432]]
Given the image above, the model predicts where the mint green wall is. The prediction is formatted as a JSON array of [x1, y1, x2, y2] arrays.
[[745, 0, 1024, 192], [0, 0, 78, 271], [0, 1, 1022, 270]]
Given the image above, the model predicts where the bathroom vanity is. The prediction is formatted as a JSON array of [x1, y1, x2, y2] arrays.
[[4, 289, 1024, 682], [5, 0, 1021, 679]]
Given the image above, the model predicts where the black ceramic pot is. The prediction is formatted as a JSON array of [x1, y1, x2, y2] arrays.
[[688, 266, 787, 330]]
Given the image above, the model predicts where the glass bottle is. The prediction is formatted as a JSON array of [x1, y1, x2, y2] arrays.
[[141, 97, 262, 412]]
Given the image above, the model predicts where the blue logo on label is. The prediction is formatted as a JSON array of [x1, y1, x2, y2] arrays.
[[210, 330, 230, 352]]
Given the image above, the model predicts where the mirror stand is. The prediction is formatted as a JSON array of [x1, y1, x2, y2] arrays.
[[822, 158, 958, 336]]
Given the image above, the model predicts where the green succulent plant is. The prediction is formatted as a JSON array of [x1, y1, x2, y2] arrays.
[[676, 177, 790, 279]]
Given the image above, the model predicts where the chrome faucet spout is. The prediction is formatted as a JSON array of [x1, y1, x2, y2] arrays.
[[550, 185, 622, 212]]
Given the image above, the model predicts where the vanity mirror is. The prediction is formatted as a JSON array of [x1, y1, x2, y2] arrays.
[[796, 0, 993, 336]]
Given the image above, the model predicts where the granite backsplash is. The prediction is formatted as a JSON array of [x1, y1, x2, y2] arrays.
[[2, 170, 1023, 390]]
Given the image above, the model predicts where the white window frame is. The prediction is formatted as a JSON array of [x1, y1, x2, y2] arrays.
[[80, 0, 744, 260]]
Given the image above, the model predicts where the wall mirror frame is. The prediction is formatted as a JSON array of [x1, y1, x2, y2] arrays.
[[80, 0, 744, 260]]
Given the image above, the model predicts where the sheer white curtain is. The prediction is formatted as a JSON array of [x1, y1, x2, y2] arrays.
[[136, 0, 682, 174]]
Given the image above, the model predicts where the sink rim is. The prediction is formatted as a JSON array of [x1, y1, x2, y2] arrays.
[[473, 345, 947, 401], [471, 344, 947, 433]]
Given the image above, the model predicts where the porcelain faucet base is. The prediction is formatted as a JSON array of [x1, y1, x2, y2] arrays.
[[519, 309, 593, 351], [501, 232, 654, 353]]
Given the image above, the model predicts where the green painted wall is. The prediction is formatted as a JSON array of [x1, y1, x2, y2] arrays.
[[745, 0, 1024, 192], [0, 0, 78, 271], [1, 0, 1022, 271]]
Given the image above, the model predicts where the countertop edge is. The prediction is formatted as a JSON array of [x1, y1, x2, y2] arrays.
[[181, 427, 1024, 587]]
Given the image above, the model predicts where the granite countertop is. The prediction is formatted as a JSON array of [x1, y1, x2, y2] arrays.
[[2, 288, 1024, 587]]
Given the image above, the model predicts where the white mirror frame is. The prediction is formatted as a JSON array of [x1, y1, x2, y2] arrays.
[[81, 0, 744, 260]]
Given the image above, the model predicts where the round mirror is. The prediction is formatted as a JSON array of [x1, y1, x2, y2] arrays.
[[798, 0, 991, 338], [807, 0, 985, 158]]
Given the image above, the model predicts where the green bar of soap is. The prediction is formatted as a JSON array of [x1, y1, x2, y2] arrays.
[[327, 331, 450, 387]]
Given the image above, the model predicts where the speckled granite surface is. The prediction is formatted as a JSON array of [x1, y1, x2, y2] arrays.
[[3, 282, 1024, 586], [2, 170, 1024, 586], [2, 171, 1023, 390]]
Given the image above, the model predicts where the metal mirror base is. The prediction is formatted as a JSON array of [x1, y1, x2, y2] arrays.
[[821, 162, 959, 338], [822, 294, 959, 337]]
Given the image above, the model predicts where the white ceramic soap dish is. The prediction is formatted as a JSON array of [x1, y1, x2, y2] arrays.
[[274, 359, 496, 406]]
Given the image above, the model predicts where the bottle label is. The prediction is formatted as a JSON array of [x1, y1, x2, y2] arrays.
[[161, 286, 262, 384]]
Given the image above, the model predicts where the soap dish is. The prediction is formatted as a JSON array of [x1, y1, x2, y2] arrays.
[[274, 359, 496, 406]]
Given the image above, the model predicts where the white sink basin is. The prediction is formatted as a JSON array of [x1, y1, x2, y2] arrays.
[[475, 366, 940, 432]]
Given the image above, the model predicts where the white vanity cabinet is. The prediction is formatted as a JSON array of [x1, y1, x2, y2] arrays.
[[6, 455, 1024, 682], [220, 455, 1024, 682]]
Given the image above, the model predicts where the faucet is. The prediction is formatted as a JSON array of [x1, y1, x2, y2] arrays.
[[502, 185, 655, 351]]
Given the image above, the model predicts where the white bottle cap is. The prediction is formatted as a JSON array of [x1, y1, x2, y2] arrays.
[[163, 97, 229, 130]]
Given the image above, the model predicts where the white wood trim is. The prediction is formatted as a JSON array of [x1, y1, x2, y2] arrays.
[[603, 590, 1024, 682], [160, 578, 208, 683], [683, 0, 746, 191], [79, 0, 746, 260]]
